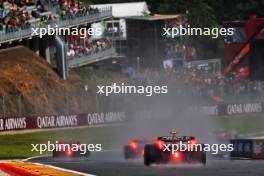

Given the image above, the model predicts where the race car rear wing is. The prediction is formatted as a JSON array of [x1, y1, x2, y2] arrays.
[[158, 136, 195, 142]]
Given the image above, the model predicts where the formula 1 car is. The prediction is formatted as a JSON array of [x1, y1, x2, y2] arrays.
[[144, 132, 206, 166], [124, 139, 147, 159], [52, 141, 90, 159]]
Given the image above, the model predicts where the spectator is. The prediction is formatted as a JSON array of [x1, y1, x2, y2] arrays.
[[65, 34, 113, 59]]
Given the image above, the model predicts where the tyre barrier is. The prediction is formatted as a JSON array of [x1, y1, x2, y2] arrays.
[[230, 139, 264, 159]]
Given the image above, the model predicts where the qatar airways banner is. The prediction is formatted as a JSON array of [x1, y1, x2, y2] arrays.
[[218, 102, 263, 116], [0, 102, 263, 132], [0, 112, 126, 132], [187, 102, 263, 116]]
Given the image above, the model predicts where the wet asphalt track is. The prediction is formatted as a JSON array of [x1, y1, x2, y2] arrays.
[[28, 150, 264, 176]]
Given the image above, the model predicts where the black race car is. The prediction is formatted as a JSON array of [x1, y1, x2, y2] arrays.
[[124, 139, 147, 159], [52, 141, 90, 159], [144, 134, 206, 166]]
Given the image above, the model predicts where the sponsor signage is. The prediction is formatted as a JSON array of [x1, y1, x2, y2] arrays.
[[218, 103, 263, 116], [0, 117, 27, 131], [0, 112, 126, 132], [86, 112, 126, 125], [0, 102, 263, 132], [37, 115, 78, 129], [197, 106, 218, 116], [198, 102, 263, 116]]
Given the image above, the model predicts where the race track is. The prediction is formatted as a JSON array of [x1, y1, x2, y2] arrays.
[[28, 150, 264, 176]]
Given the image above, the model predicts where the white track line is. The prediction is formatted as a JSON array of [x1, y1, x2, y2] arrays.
[[22, 155, 50, 162]]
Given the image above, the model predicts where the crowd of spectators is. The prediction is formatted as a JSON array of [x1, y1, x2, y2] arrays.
[[59, 0, 99, 19], [66, 35, 112, 58], [0, 0, 58, 32], [0, 0, 101, 33], [166, 16, 188, 28], [125, 67, 264, 104], [165, 43, 185, 60], [164, 43, 196, 61], [104, 25, 125, 38], [0, 0, 33, 32]]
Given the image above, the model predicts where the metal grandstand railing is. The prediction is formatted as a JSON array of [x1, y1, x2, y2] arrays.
[[0, 7, 112, 44], [67, 47, 117, 68]]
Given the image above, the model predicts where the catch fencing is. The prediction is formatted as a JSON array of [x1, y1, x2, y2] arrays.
[[0, 92, 264, 118], [0, 92, 99, 117]]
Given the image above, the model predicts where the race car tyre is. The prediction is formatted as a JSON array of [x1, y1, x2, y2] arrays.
[[201, 152, 206, 165], [144, 144, 157, 166], [85, 150, 91, 159], [80, 150, 91, 159], [124, 145, 131, 160], [52, 150, 59, 158]]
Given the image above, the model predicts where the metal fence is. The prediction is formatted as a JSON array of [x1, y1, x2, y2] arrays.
[[67, 47, 117, 68], [0, 7, 112, 44]]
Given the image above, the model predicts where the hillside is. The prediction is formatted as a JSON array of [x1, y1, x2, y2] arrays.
[[0, 46, 96, 116]]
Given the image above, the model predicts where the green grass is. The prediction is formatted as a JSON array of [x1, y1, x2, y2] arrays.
[[0, 126, 119, 158], [213, 113, 264, 134]]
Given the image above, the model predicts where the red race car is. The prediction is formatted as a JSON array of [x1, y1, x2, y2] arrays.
[[144, 132, 206, 166], [123, 139, 148, 159]]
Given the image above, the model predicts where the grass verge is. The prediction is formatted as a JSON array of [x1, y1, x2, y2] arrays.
[[0, 125, 118, 158], [213, 113, 264, 134]]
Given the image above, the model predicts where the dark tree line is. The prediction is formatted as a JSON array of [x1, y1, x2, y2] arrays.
[[88, 0, 264, 27]]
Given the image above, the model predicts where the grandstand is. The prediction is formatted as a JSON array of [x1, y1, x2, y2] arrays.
[[0, 1, 184, 80], [0, 0, 113, 79], [0, 0, 112, 44]]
